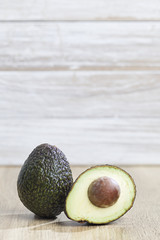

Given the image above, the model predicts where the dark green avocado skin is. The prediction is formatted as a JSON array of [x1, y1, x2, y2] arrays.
[[17, 144, 73, 218]]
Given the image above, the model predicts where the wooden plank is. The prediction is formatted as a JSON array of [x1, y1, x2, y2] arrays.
[[1, 22, 160, 71], [1, 71, 160, 118], [0, 166, 160, 240], [0, 118, 160, 165], [0, 0, 160, 20]]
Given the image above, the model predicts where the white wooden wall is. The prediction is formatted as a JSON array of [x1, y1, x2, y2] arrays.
[[0, 1, 160, 165]]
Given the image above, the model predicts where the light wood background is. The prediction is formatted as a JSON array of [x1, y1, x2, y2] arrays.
[[0, 1, 160, 164], [1, 0, 160, 20]]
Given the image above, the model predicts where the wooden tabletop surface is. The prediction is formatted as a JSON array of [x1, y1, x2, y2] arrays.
[[0, 165, 159, 240]]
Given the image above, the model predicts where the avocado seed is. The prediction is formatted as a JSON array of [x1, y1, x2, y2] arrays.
[[88, 176, 120, 208]]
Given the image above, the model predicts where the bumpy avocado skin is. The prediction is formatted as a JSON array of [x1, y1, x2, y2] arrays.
[[17, 144, 73, 218]]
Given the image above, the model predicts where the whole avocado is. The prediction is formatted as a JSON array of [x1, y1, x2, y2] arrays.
[[17, 144, 73, 218]]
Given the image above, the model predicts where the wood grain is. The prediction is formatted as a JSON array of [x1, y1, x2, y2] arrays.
[[0, 166, 159, 240], [0, 118, 160, 165], [1, 22, 160, 71], [1, 71, 160, 118], [0, 0, 160, 20]]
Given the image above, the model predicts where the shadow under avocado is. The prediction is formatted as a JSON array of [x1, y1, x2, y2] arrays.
[[0, 212, 115, 232], [0, 213, 57, 230], [31, 220, 97, 233]]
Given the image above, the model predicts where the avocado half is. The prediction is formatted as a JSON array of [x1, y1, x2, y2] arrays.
[[65, 165, 136, 224], [17, 144, 73, 218]]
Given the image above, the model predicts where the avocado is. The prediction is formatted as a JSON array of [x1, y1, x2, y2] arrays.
[[65, 165, 136, 224], [17, 144, 73, 218]]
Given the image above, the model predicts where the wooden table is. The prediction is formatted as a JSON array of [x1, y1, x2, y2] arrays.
[[0, 165, 159, 240]]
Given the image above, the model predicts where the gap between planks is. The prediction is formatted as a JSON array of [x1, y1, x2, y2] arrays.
[[0, 0, 160, 21]]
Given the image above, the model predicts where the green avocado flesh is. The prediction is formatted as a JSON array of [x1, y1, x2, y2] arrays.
[[17, 144, 73, 218], [65, 165, 136, 224]]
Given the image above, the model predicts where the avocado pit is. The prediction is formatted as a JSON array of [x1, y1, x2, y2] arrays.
[[88, 176, 120, 208]]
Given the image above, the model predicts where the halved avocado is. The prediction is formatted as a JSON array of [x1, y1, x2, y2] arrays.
[[65, 165, 136, 224]]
